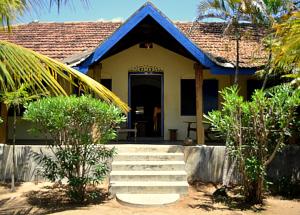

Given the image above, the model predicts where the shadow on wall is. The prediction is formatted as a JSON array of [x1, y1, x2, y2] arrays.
[[184, 145, 300, 185], [1, 144, 299, 184], [0, 144, 114, 182], [0, 144, 51, 182], [184, 146, 226, 184], [267, 145, 300, 181]]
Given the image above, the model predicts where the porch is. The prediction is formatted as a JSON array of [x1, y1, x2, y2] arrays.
[[3, 138, 224, 146]]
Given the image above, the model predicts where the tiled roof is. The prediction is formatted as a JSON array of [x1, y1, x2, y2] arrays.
[[0, 21, 267, 68]]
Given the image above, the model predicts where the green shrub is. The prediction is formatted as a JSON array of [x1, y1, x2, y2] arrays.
[[205, 84, 300, 203], [24, 95, 126, 202]]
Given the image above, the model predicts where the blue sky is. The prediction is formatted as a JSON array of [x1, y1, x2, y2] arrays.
[[21, 0, 201, 23]]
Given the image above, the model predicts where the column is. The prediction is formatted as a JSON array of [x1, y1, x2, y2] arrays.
[[194, 63, 204, 145]]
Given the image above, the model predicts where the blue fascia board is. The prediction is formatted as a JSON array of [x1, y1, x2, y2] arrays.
[[77, 3, 216, 74], [146, 6, 215, 68], [73, 66, 89, 74], [76, 3, 255, 75], [210, 66, 256, 75], [79, 5, 151, 74]]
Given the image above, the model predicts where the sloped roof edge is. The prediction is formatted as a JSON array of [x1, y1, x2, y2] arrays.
[[75, 2, 253, 75]]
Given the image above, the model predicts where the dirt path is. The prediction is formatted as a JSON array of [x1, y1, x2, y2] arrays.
[[0, 182, 299, 215]]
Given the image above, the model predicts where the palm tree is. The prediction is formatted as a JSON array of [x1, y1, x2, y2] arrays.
[[0, 0, 128, 192], [254, 0, 297, 89], [197, 1, 269, 192], [0, 0, 129, 112], [197, 0, 269, 84]]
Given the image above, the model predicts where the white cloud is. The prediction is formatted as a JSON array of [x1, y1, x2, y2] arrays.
[[97, 17, 124, 22]]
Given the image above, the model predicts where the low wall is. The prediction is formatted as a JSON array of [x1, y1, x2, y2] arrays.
[[184, 146, 226, 183], [0, 145, 52, 182], [184, 145, 300, 184], [0, 144, 115, 182], [1, 144, 299, 183]]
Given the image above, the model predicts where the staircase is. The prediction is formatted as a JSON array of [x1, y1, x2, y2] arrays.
[[109, 145, 189, 207]]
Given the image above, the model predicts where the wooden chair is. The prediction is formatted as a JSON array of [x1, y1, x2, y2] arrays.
[[184, 121, 214, 141]]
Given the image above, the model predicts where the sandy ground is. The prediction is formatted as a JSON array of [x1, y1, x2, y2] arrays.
[[0, 182, 299, 215]]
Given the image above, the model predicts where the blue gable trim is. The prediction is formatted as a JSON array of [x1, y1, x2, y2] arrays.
[[76, 2, 255, 75], [210, 66, 256, 75]]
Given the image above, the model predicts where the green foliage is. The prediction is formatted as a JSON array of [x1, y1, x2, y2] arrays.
[[205, 84, 300, 203], [272, 11, 300, 86], [1, 84, 40, 111], [24, 95, 126, 203], [0, 40, 129, 112], [0, 1, 129, 112]]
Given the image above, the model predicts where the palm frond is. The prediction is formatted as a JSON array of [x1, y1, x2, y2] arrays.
[[0, 0, 25, 31], [270, 11, 300, 86], [198, 0, 233, 20], [0, 40, 129, 112]]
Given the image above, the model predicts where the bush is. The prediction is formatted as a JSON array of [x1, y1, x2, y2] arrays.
[[205, 84, 300, 203], [24, 95, 126, 202]]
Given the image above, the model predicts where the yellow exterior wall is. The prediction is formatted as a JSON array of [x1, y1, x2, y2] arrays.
[[88, 44, 234, 140], [238, 75, 253, 99], [1, 43, 255, 142]]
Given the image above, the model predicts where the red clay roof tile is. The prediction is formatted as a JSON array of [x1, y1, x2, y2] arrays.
[[0, 21, 267, 68]]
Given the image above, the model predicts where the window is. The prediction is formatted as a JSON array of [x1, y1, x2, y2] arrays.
[[181, 79, 196, 116], [100, 79, 112, 91], [181, 79, 219, 116], [203, 79, 218, 114]]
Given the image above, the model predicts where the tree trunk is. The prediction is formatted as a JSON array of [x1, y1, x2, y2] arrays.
[[224, 157, 237, 187], [11, 108, 16, 192], [234, 36, 240, 85], [262, 50, 272, 90], [246, 177, 264, 203], [222, 148, 229, 186]]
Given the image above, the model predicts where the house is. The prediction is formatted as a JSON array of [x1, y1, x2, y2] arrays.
[[0, 2, 266, 144]]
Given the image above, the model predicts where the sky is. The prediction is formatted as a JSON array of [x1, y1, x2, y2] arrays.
[[21, 0, 201, 23]]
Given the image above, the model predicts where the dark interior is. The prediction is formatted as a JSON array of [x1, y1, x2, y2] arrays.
[[101, 15, 198, 61], [130, 75, 162, 137]]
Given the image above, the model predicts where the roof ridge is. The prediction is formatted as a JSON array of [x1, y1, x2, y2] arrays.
[[14, 20, 123, 26], [13, 20, 245, 27]]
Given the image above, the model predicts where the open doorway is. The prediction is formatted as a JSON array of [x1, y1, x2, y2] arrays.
[[129, 73, 163, 138]]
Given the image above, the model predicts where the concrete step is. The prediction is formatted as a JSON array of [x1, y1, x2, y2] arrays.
[[114, 152, 184, 161], [112, 144, 183, 153], [110, 181, 188, 194], [116, 194, 180, 207], [110, 170, 187, 181], [112, 161, 185, 171]]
